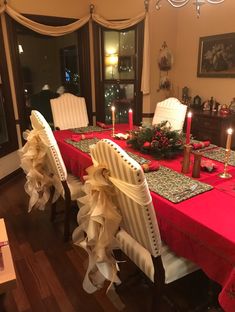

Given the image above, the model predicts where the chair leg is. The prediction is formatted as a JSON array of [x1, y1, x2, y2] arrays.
[[63, 196, 72, 242], [50, 201, 57, 222]]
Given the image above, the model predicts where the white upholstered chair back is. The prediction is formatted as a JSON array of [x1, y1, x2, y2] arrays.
[[152, 97, 187, 131], [90, 139, 162, 258], [30, 110, 67, 181], [50, 93, 89, 130], [90, 139, 198, 286]]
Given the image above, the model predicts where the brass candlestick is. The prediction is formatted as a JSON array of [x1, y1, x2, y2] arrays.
[[181, 144, 192, 174], [218, 148, 232, 179], [112, 120, 115, 137]]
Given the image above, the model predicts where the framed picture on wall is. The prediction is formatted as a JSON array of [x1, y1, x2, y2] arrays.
[[197, 33, 235, 78]]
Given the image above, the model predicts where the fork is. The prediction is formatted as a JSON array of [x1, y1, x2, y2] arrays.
[[173, 184, 198, 198]]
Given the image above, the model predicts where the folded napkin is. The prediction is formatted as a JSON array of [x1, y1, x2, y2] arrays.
[[192, 140, 210, 150], [141, 160, 159, 173], [96, 121, 111, 129], [71, 133, 94, 141], [201, 159, 216, 172]]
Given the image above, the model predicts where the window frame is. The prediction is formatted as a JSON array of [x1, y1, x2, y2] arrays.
[[93, 21, 144, 125], [0, 23, 18, 157]]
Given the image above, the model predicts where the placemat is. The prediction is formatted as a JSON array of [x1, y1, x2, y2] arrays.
[[71, 126, 111, 133], [66, 138, 99, 153], [145, 166, 213, 203], [127, 151, 149, 164], [202, 148, 235, 166]]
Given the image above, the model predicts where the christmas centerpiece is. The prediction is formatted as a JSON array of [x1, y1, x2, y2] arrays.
[[127, 121, 184, 159]]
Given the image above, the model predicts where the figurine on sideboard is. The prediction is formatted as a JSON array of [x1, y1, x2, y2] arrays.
[[229, 98, 235, 114], [219, 104, 230, 115], [182, 86, 190, 104], [209, 97, 220, 112], [192, 95, 202, 110], [202, 100, 210, 111]]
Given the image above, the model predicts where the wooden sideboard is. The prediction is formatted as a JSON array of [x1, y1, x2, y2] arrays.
[[190, 110, 235, 149]]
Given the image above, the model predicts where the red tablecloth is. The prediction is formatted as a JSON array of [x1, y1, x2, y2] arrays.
[[54, 125, 235, 312]]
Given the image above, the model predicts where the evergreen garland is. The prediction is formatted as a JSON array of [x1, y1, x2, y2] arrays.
[[127, 121, 184, 159]]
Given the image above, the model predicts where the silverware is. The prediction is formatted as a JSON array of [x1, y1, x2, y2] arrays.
[[173, 184, 198, 199]]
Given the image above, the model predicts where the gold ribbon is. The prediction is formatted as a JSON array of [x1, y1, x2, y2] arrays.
[[72, 164, 122, 294], [19, 129, 62, 212]]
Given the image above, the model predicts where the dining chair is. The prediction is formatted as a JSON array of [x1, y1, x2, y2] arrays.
[[88, 139, 199, 310], [50, 93, 89, 130], [22, 110, 83, 241], [152, 97, 187, 131]]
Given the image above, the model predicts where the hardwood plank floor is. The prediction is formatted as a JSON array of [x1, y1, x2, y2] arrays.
[[0, 174, 223, 312]]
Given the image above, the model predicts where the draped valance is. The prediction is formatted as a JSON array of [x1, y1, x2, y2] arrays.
[[0, 3, 150, 94]]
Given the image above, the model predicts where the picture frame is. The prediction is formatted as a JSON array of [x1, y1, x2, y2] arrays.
[[197, 33, 235, 78]]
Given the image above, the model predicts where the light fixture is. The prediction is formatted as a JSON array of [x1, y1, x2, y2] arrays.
[[18, 44, 23, 54], [156, 0, 224, 17], [105, 53, 118, 78]]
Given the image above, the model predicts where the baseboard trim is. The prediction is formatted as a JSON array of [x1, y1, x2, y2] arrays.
[[0, 168, 24, 187]]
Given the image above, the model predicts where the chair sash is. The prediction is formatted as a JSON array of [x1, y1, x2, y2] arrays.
[[73, 164, 122, 293], [19, 129, 62, 212]]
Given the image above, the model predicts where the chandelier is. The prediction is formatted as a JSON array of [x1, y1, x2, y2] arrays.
[[155, 0, 225, 17]]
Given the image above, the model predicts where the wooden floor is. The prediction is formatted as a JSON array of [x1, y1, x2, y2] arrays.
[[0, 174, 224, 312]]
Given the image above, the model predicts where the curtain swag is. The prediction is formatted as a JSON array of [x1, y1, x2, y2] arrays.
[[0, 3, 150, 93]]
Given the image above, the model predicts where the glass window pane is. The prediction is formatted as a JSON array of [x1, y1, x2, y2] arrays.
[[104, 30, 135, 80], [104, 83, 134, 124]]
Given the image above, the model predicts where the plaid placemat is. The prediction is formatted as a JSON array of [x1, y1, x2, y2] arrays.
[[145, 166, 213, 203], [71, 126, 111, 133], [127, 151, 149, 165], [65, 138, 99, 153], [202, 148, 235, 166]]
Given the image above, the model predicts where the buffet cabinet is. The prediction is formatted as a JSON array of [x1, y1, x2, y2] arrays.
[[191, 110, 235, 149]]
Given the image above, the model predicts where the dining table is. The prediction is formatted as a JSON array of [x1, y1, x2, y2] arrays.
[[54, 124, 235, 312]]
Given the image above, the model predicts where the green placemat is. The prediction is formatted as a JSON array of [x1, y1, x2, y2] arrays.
[[202, 148, 235, 166], [66, 138, 99, 153], [127, 152, 149, 165], [145, 166, 213, 203], [71, 126, 111, 133]]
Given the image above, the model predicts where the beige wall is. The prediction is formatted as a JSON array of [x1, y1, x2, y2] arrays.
[[1, 0, 234, 178], [175, 1, 235, 106], [9, 0, 89, 18]]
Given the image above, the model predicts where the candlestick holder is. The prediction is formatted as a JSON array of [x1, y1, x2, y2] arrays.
[[111, 120, 115, 137], [218, 149, 232, 179], [192, 151, 202, 178], [181, 144, 192, 174]]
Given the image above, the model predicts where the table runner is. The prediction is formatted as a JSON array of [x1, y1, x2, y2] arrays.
[[202, 148, 235, 166], [145, 166, 213, 203], [71, 126, 112, 133], [65, 138, 100, 153]]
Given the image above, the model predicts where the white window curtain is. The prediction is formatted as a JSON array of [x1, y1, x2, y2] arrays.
[[0, 3, 150, 94]]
